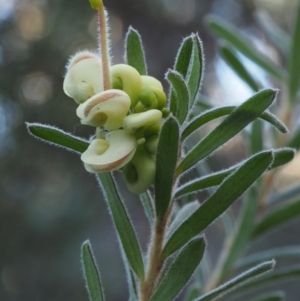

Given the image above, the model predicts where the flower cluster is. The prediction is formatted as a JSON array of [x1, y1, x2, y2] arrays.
[[63, 51, 167, 193]]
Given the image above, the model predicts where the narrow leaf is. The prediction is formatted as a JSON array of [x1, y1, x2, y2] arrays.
[[193, 261, 275, 301], [150, 237, 206, 301], [139, 191, 155, 227], [97, 173, 144, 280], [26, 122, 89, 154], [163, 150, 273, 258], [250, 120, 263, 155], [288, 2, 300, 103], [205, 15, 285, 81], [167, 70, 189, 124], [177, 89, 277, 174], [175, 148, 294, 199], [182, 105, 287, 141], [219, 43, 260, 91], [155, 116, 180, 221], [188, 34, 205, 106], [252, 198, 300, 238], [125, 27, 147, 75], [236, 246, 300, 270], [81, 241, 105, 301], [249, 291, 285, 301]]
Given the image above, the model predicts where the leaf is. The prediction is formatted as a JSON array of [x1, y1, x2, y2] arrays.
[[252, 198, 300, 238], [177, 89, 277, 174], [155, 116, 180, 222], [169, 36, 193, 115], [188, 34, 205, 106], [182, 104, 287, 142], [81, 241, 105, 301], [205, 15, 285, 81], [236, 246, 300, 270], [150, 237, 206, 301], [97, 173, 144, 280], [26, 122, 89, 154], [219, 43, 260, 91], [193, 261, 275, 301], [288, 2, 300, 103], [249, 291, 285, 301], [125, 27, 147, 75], [250, 120, 263, 155], [166, 70, 190, 124], [175, 148, 294, 199], [139, 191, 155, 227], [163, 150, 273, 258]]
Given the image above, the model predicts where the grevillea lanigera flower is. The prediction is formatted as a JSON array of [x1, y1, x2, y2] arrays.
[[63, 19, 167, 194]]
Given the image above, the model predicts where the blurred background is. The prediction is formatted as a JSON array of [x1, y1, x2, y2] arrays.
[[1, 0, 300, 300]]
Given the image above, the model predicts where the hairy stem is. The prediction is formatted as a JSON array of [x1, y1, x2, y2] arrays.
[[97, 3, 111, 90]]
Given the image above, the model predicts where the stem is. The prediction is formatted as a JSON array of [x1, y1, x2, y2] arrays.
[[140, 205, 172, 301], [97, 2, 111, 90]]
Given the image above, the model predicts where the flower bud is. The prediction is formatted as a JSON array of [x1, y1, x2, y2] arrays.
[[76, 89, 131, 131], [111, 64, 142, 108], [123, 109, 162, 135], [144, 135, 158, 155], [63, 52, 104, 104], [123, 145, 156, 194], [81, 129, 137, 172]]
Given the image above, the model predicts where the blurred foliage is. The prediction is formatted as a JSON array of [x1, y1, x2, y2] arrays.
[[1, 0, 300, 301]]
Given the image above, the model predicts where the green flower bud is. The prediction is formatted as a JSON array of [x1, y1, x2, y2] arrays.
[[76, 89, 131, 131], [123, 109, 162, 135], [123, 145, 156, 194], [144, 122, 162, 138], [81, 129, 137, 172], [144, 135, 158, 155], [111, 64, 142, 108], [63, 52, 104, 104], [89, 0, 103, 10]]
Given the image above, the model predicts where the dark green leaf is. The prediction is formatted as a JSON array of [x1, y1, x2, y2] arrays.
[[125, 27, 147, 75], [236, 246, 300, 270], [26, 122, 89, 154], [188, 34, 204, 106], [177, 89, 277, 174], [175, 148, 294, 199], [163, 150, 273, 258], [150, 237, 206, 301], [288, 2, 300, 103], [219, 43, 260, 91], [97, 173, 144, 280], [81, 241, 105, 301], [167, 70, 189, 124], [155, 116, 180, 221], [249, 291, 285, 301], [193, 261, 275, 301], [184, 286, 200, 301], [250, 120, 263, 154], [205, 15, 285, 81], [252, 198, 300, 238], [182, 104, 287, 142]]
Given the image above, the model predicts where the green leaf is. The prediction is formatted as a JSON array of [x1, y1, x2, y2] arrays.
[[250, 120, 263, 154], [219, 43, 260, 91], [236, 246, 300, 270], [26, 122, 89, 154], [182, 104, 287, 142], [139, 191, 155, 227], [249, 291, 285, 301], [155, 116, 180, 221], [177, 89, 277, 174], [125, 27, 147, 75], [193, 261, 275, 301], [188, 34, 204, 106], [167, 70, 189, 124], [81, 241, 105, 301], [150, 237, 206, 301], [288, 2, 300, 103], [205, 15, 286, 81], [252, 198, 300, 238], [163, 150, 273, 258], [175, 148, 294, 199], [97, 173, 144, 280]]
